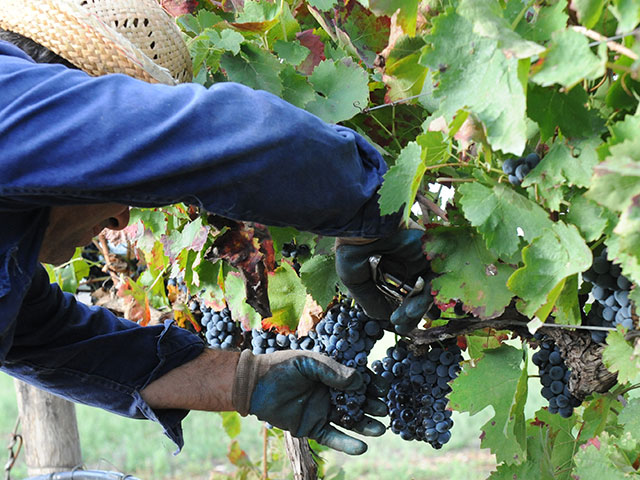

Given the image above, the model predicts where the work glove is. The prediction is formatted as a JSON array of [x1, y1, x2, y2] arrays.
[[232, 349, 387, 455], [335, 229, 434, 335]]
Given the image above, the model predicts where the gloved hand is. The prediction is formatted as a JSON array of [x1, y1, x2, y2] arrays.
[[232, 349, 387, 455], [335, 229, 434, 335]]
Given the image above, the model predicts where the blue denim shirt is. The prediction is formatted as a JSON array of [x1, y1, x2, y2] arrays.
[[0, 40, 398, 450]]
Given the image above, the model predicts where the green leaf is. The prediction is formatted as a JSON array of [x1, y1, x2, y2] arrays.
[[618, 398, 640, 438], [572, 0, 605, 28], [307, 0, 338, 11], [527, 84, 604, 141], [508, 223, 592, 316], [299, 254, 339, 309], [235, 0, 281, 27], [566, 195, 614, 242], [522, 139, 600, 211], [130, 208, 167, 236], [514, 1, 569, 44], [532, 407, 578, 479], [274, 40, 310, 66], [214, 29, 245, 55], [602, 328, 640, 385], [378, 142, 424, 221], [554, 274, 582, 325], [225, 272, 262, 329], [587, 147, 640, 214], [416, 130, 449, 165], [384, 35, 428, 100], [266, 263, 307, 331], [220, 411, 242, 438], [221, 43, 284, 96], [574, 432, 636, 480], [421, 10, 527, 154], [425, 226, 515, 319], [611, 0, 640, 32], [305, 60, 370, 123], [366, 0, 419, 35], [581, 394, 615, 439], [280, 65, 316, 109], [459, 182, 553, 257], [531, 29, 605, 88], [449, 345, 527, 464], [458, 0, 545, 58]]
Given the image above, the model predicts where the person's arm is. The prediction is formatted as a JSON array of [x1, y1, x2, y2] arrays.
[[141, 348, 238, 412], [0, 42, 399, 238], [2, 265, 206, 451]]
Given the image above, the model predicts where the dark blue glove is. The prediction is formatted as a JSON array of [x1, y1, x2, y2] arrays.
[[232, 350, 386, 455], [335, 229, 434, 335]]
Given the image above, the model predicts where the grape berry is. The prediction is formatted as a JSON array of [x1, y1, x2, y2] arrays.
[[502, 153, 541, 186]]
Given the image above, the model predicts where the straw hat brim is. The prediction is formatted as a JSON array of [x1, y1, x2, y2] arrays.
[[0, 0, 188, 85]]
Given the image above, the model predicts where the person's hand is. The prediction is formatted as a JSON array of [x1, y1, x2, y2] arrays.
[[335, 229, 434, 335], [231, 350, 386, 455]]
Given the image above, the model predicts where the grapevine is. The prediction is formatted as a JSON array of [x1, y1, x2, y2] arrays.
[[67, 0, 640, 477]]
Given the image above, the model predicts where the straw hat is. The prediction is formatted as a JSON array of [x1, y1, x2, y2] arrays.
[[0, 0, 192, 84]]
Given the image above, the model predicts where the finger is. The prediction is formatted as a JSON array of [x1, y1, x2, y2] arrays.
[[351, 415, 387, 437], [313, 425, 369, 455], [366, 369, 391, 397], [362, 397, 388, 417]]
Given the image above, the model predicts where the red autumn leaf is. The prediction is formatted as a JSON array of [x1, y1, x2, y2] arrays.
[[227, 440, 252, 467], [296, 29, 326, 75], [160, 0, 199, 16], [208, 221, 275, 318]]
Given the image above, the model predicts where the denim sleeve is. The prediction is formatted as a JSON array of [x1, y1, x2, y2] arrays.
[[0, 44, 399, 238], [1, 265, 205, 451]]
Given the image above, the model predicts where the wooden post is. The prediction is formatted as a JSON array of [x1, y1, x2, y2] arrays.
[[13, 380, 82, 477], [283, 433, 317, 480]]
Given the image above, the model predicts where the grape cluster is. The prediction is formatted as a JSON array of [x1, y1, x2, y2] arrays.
[[373, 340, 462, 448], [315, 300, 385, 429], [582, 249, 634, 343], [201, 306, 241, 350], [502, 152, 541, 186], [250, 328, 324, 355], [532, 334, 581, 418], [282, 242, 310, 275]]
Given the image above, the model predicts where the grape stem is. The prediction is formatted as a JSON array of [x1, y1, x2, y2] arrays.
[[572, 26, 639, 61]]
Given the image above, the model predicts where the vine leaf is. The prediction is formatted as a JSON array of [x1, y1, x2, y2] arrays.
[[296, 30, 326, 75], [573, 432, 636, 480], [160, 0, 199, 16], [220, 412, 242, 439], [420, 9, 527, 155], [531, 29, 606, 88], [527, 84, 604, 141], [458, 0, 545, 59], [571, 0, 605, 29], [368, 0, 418, 35], [602, 328, 640, 385], [263, 263, 307, 333], [618, 398, 640, 438], [232, 0, 282, 33], [274, 40, 310, 66], [610, 0, 640, 32], [306, 60, 369, 123], [209, 222, 275, 319], [522, 139, 600, 212], [384, 35, 428, 100], [424, 226, 515, 319], [565, 195, 614, 243], [513, 1, 569, 44], [507, 223, 592, 317], [228, 440, 253, 468], [378, 142, 424, 222], [299, 254, 339, 309], [449, 345, 527, 465], [459, 182, 552, 257], [221, 43, 284, 96]]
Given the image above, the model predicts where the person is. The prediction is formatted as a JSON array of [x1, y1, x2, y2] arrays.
[[0, 0, 433, 456]]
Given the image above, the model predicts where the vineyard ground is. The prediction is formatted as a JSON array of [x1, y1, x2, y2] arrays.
[[1, 333, 548, 479]]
